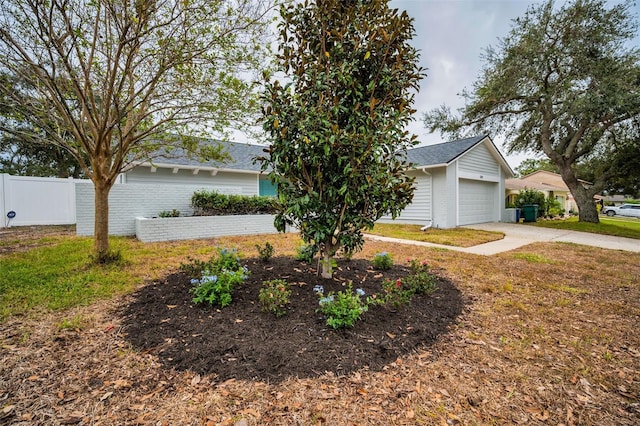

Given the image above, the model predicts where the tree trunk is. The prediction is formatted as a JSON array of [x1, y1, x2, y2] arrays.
[[558, 164, 599, 223], [573, 188, 600, 223], [321, 251, 332, 279], [93, 182, 111, 261]]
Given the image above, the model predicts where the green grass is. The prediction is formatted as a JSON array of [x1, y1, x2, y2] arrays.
[[512, 253, 555, 264], [529, 216, 640, 239], [0, 237, 143, 320], [368, 223, 504, 247]]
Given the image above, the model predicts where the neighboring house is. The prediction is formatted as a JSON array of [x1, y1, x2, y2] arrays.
[[505, 170, 591, 213], [380, 135, 514, 228], [123, 141, 275, 196], [594, 194, 629, 206]]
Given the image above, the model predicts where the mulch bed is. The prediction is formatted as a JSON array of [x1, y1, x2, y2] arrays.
[[121, 257, 464, 383]]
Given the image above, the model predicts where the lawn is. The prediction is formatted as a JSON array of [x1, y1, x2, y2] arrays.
[[1, 228, 639, 425], [367, 222, 504, 247], [529, 216, 640, 239]]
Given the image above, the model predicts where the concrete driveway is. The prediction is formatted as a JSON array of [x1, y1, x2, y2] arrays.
[[462, 222, 640, 255], [365, 222, 640, 255]]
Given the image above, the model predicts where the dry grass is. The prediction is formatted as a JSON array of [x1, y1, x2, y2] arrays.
[[368, 223, 504, 247], [1, 231, 639, 425]]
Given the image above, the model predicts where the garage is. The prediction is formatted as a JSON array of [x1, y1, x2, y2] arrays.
[[381, 135, 513, 229], [458, 179, 498, 225]]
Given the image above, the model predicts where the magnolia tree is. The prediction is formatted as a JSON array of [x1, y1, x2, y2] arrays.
[[0, 0, 274, 260], [424, 0, 640, 223], [258, 0, 425, 278]]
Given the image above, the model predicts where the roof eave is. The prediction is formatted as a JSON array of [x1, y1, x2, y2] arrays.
[[132, 161, 262, 175]]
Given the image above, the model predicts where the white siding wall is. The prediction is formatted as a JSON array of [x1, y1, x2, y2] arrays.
[[458, 142, 500, 177], [124, 167, 258, 196], [1, 174, 87, 227], [379, 171, 431, 225], [429, 168, 449, 229], [76, 182, 248, 236]]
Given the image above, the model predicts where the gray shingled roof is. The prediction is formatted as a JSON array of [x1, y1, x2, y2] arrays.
[[152, 140, 267, 172], [148, 135, 491, 172], [407, 135, 488, 167]]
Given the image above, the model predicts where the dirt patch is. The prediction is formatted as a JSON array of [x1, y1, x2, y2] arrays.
[[121, 257, 464, 383], [0, 225, 76, 255]]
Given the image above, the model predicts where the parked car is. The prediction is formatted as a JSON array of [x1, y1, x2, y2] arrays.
[[602, 204, 640, 218]]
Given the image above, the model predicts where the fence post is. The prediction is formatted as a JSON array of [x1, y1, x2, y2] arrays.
[[0, 174, 6, 228], [68, 177, 77, 224]]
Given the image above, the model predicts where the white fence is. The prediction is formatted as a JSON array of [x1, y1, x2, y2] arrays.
[[0, 174, 88, 228]]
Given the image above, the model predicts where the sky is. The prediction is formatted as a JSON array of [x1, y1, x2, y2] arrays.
[[388, 0, 640, 170]]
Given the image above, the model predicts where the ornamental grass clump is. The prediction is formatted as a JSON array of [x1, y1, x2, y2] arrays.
[[372, 252, 393, 270], [259, 279, 291, 317], [314, 283, 368, 329], [183, 248, 249, 308]]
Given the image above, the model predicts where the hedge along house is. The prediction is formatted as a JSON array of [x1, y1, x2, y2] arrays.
[[380, 135, 514, 229]]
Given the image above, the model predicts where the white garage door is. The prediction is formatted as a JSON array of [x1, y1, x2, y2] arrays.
[[458, 179, 497, 225]]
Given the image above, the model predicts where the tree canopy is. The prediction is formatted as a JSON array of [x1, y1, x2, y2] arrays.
[[424, 0, 640, 223], [0, 0, 273, 259], [514, 158, 559, 178], [258, 0, 424, 278]]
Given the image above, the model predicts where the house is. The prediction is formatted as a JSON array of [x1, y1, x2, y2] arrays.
[[76, 135, 514, 236], [504, 170, 589, 213], [122, 141, 274, 196], [380, 135, 514, 228], [127, 134, 514, 229]]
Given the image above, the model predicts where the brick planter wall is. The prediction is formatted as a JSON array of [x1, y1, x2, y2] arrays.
[[135, 214, 280, 243]]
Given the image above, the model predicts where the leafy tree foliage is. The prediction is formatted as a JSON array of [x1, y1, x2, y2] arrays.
[[424, 0, 640, 223], [1, 74, 84, 177], [514, 158, 558, 178], [259, 0, 424, 278], [0, 138, 84, 178], [0, 0, 273, 260]]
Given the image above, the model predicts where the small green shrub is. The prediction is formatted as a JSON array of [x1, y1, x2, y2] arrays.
[[314, 283, 368, 329], [372, 252, 393, 270], [179, 256, 209, 279], [295, 244, 316, 263], [158, 209, 180, 218], [377, 258, 438, 309], [255, 242, 274, 262], [380, 277, 414, 308], [405, 258, 437, 294], [259, 279, 291, 317], [186, 248, 249, 308], [191, 268, 248, 307]]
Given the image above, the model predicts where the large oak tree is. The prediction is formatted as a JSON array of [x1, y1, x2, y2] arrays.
[[424, 0, 640, 223], [259, 0, 424, 278], [0, 0, 273, 260]]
